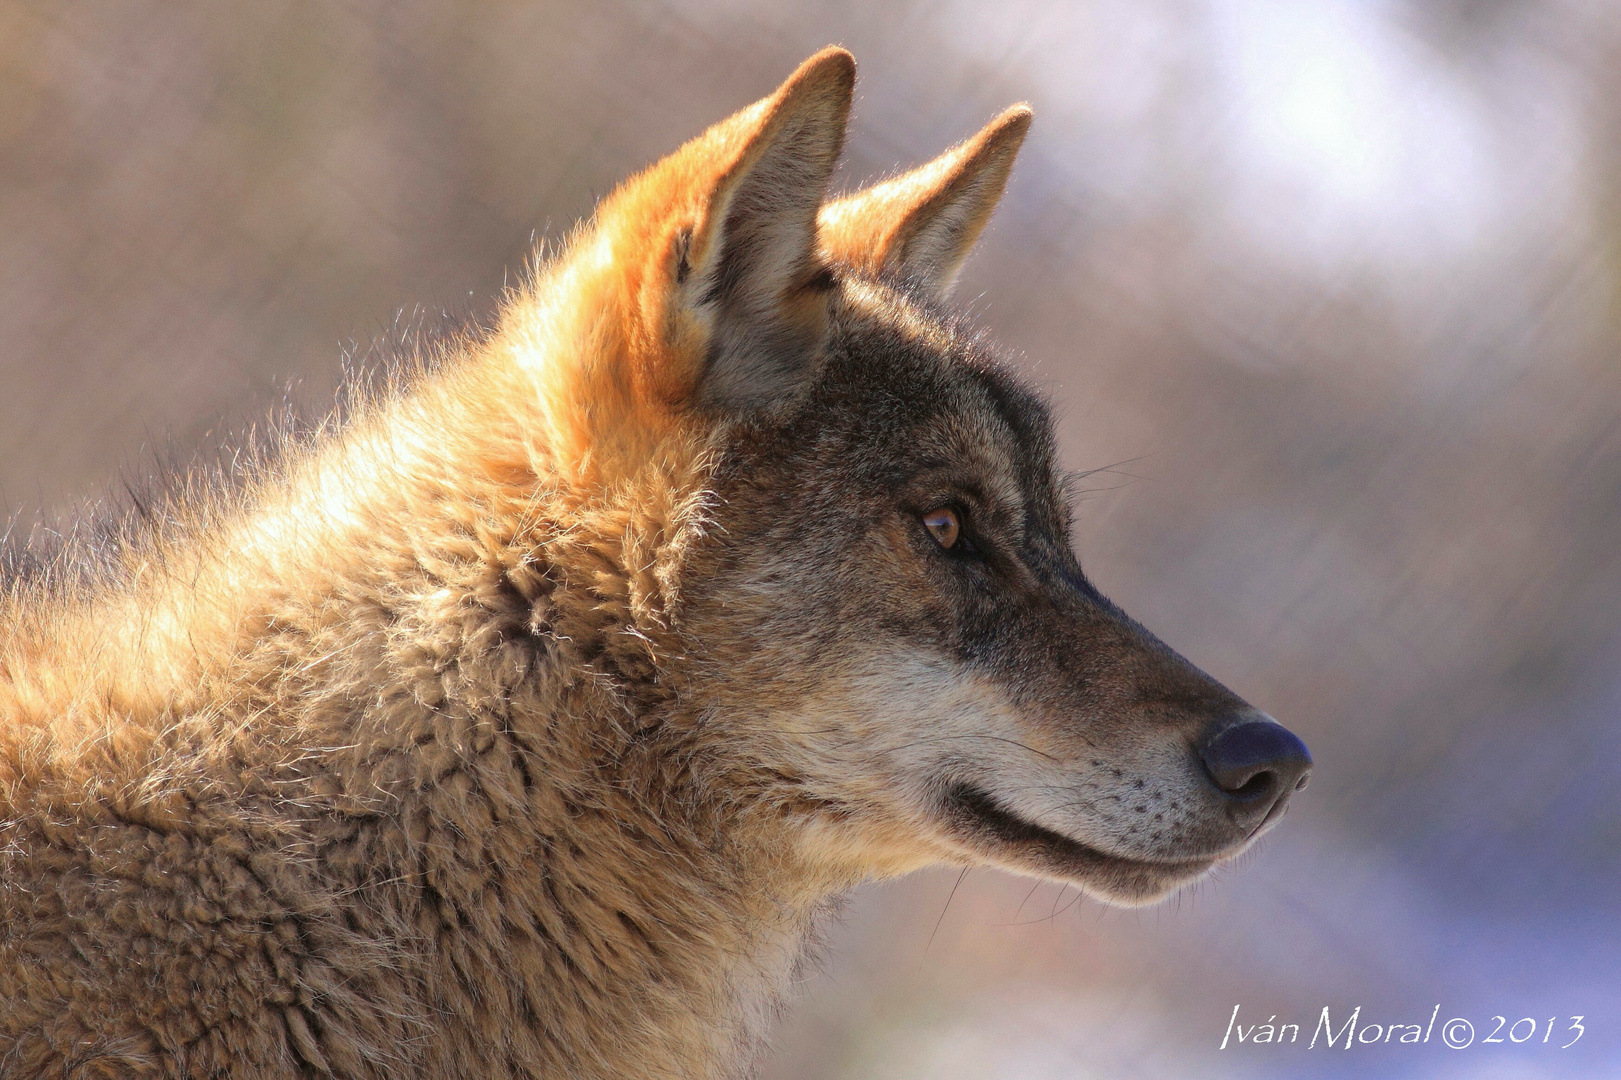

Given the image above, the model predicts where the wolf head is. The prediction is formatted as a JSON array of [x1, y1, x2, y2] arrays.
[[522, 48, 1310, 905]]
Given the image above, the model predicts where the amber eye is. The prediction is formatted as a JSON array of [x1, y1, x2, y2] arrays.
[[922, 507, 961, 550]]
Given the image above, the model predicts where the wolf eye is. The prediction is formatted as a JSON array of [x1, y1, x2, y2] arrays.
[[922, 507, 962, 550]]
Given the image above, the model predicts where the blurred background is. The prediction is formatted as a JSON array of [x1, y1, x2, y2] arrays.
[[3, 0, 1618, 1076]]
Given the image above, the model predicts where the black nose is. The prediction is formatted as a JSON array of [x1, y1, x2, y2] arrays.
[[1198, 718, 1312, 831]]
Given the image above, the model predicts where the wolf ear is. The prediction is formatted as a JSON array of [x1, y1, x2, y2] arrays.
[[532, 50, 852, 481], [664, 48, 855, 410], [818, 105, 1031, 300]]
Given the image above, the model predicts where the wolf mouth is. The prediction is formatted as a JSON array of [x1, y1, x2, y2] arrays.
[[940, 783, 1218, 885]]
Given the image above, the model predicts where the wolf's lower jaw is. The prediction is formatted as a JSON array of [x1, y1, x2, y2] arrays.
[[938, 783, 1227, 903]]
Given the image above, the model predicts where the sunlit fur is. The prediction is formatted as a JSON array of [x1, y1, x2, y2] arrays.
[[0, 49, 1293, 1080]]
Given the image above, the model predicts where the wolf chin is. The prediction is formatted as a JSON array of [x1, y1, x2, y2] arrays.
[[0, 49, 1310, 1080]]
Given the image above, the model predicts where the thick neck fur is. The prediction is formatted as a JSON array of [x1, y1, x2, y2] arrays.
[[0, 231, 846, 1080]]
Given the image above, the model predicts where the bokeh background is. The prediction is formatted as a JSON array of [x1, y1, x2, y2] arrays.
[[3, 1, 1619, 1076]]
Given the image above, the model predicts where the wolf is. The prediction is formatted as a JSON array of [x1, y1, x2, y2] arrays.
[[0, 48, 1310, 1080]]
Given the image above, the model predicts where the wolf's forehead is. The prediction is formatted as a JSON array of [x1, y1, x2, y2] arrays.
[[921, 393, 1029, 488], [827, 285, 1059, 511], [931, 377, 1062, 539]]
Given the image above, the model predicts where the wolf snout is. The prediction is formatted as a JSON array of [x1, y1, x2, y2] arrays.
[[1196, 717, 1312, 833]]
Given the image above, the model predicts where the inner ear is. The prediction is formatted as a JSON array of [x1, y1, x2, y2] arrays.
[[818, 105, 1031, 300], [674, 227, 694, 285], [683, 50, 854, 411]]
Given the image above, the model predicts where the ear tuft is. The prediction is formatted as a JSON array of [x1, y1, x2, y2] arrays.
[[819, 104, 1032, 299]]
